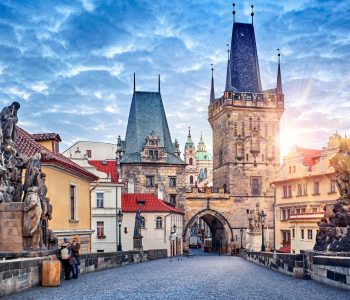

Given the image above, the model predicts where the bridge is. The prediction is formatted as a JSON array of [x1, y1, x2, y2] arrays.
[[7, 253, 349, 299]]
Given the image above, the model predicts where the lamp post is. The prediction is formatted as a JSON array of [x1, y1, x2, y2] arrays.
[[259, 210, 267, 252], [115, 136, 124, 252], [240, 228, 244, 249], [170, 224, 177, 256], [117, 209, 123, 251]]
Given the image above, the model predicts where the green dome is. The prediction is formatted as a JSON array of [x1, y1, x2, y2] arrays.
[[195, 151, 213, 161]]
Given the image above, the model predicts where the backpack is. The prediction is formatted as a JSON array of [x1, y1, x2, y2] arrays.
[[61, 247, 71, 260]]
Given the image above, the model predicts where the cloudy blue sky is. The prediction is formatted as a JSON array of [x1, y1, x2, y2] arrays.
[[0, 0, 349, 157]]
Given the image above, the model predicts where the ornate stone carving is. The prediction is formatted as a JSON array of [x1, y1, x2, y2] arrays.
[[248, 203, 261, 232], [314, 140, 350, 251]]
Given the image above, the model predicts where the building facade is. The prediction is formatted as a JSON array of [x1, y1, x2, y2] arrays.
[[17, 129, 98, 253], [65, 145, 123, 253], [118, 77, 186, 208], [63, 141, 117, 160], [274, 134, 342, 253], [183, 8, 284, 253], [122, 193, 183, 256], [183, 129, 213, 190]]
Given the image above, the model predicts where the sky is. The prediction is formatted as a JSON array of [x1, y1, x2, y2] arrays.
[[0, 0, 349, 158]]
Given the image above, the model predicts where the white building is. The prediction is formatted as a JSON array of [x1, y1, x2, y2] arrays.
[[63, 141, 117, 160], [63, 144, 123, 252], [122, 193, 184, 256]]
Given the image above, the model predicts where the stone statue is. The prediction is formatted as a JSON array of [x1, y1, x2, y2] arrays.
[[134, 209, 142, 238], [248, 203, 261, 232], [23, 153, 41, 200], [314, 139, 350, 251], [0, 101, 20, 146], [23, 186, 43, 250]]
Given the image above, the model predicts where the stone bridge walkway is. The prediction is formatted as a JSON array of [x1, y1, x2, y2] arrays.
[[6, 256, 350, 300]]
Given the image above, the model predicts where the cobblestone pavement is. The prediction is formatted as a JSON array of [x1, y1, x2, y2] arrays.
[[7, 256, 350, 300]]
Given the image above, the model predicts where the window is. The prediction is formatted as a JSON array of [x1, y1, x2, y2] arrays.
[[302, 207, 306, 213], [146, 176, 155, 187], [297, 184, 302, 196], [189, 176, 193, 184], [303, 183, 308, 195], [308, 230, 313, 240], [292, 228, 295, 239], [96, 192, 104, 208], [141, 216, 146, 228], [313, 182, 320, 195], [296, 208, 301, 214], [330, 180, 336, 193], [156, 216, 163, 228], [251, 176, 261, 196], [293, 166, 296, 173], [246, 153, 249, 161], [169, 177, 176, 187], [312, 207, 318, 213], [301, 229, 305, 239], [169, 194, 177, 205], [86, 150, 92, 158], [283, 186, 288, 198], [280, 209, 290, 221], [70, 184, 77, 220], [288, 185, 292, 197], [281, 230, 290, 245], [189, 157, 193, 165], [97, 221, 105, 238]]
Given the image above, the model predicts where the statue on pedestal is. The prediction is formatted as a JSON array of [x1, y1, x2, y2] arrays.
[[314, 139, 350, 252]]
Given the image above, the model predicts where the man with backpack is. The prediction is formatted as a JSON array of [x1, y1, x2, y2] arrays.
[[60, 238, 72, 280]]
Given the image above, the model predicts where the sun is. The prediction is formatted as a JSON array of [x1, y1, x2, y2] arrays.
[[279, 124, 299, 160]]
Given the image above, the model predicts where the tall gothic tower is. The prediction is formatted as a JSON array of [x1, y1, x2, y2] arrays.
[[208, 10, 284, 215]]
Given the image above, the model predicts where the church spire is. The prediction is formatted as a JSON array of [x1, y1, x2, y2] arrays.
[[276, 49, 283, 95], [210, 64, 215, 103], [185, 126, 194, 149]]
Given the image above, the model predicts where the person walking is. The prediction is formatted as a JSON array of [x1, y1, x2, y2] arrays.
[[70, 235, 81, 279], [60, 238, 72, 280]]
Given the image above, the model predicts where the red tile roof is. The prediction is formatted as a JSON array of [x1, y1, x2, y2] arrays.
[[32, 133, 62, 142], [277, 244, 291, 253], [122, 193, 183, 214], [88, 160, 118, 182], [296, 147, 321, 167], [16, 127, 98, 182]]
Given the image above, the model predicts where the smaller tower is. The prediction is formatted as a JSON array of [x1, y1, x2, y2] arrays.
[[210, 64, 215, 104], [184, 127, 197, 188], [276, 49, 283, 95]]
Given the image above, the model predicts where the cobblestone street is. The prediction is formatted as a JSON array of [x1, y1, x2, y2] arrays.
[[7, 255, 350, 300]]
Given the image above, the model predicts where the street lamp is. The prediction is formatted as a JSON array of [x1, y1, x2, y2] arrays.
[[170, 224, 177, 256], [259, 210, 267, 252], [115, 135, 124, 252], [240, 228, 244, 249], [117, 209, 124, 251]]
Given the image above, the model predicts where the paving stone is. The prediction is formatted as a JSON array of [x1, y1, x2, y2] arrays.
[[5, 255, 350, 300]]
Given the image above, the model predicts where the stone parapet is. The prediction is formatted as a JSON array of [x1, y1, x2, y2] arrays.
[[0, 249, 168, 297]]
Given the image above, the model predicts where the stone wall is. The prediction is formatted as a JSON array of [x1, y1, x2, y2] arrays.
[[240, 250, 350, 290], [240, 251, 304, 278], [0, 249, 167, 297]]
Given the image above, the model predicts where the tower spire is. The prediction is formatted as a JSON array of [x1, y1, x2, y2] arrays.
[[232, 3, 236, 24], [251, 4, 254, 25], [133, 72, 136, 93], [276, 49, 283, 95], [210, 64, 215, 103], [225, 44, 232, 92], [158, 74, 160, 93]]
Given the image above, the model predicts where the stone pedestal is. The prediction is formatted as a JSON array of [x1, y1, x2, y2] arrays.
[[133, 236, 143, 250], [0, 202, 24, 253], [246, 231, 262, 252]]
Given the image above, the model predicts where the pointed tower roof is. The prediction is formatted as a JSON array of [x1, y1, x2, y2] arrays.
[[185, 127, 195, 149], [122, 79, 185, 165], [210, 65, 215, 104], [230, 22, 262, 92], [276, 50, 283, 95], [225, 47, 236, 92]]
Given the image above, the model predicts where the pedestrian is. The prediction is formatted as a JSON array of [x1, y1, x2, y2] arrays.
[[70, 235, 81, 279], [60, 238, 72, 280]]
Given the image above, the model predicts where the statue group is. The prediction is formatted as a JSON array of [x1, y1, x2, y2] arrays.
[[0, 102, 56, 252], [248, 203, 261, 233], [314, 139, 350, 252]]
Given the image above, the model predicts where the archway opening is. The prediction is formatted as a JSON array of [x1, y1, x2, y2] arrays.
[[185, 210, 231, 255]]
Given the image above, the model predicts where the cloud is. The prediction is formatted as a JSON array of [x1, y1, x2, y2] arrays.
[[0, 0, 349, 156]]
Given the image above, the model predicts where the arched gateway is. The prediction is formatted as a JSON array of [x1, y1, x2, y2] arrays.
[[183, 209, 233, 254]]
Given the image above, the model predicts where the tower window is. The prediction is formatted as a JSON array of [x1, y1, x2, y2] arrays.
[[189, 157, 193, 165], [251, 176, 262, 196], [146, 176, 155, 187], [246, 154, 249, 161], [190, 176, 194, 184]]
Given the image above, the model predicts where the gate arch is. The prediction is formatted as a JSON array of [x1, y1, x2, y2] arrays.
[[183, 209, 233, 254]]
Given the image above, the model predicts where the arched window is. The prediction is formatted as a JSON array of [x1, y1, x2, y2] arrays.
[[204, 168, 207, 177], [189, 157, 193, 165], [223, 184, 227, 193], [156, 216, 162, 228], [190, 175, 194, 184], [141, 216, 146, 228]]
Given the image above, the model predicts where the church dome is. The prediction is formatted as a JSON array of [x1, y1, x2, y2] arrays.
[[196, 151, 213, 161]]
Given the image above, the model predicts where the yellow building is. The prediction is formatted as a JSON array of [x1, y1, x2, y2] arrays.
[[274, 134, 342, 253], [16, 128, 98, 253]]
